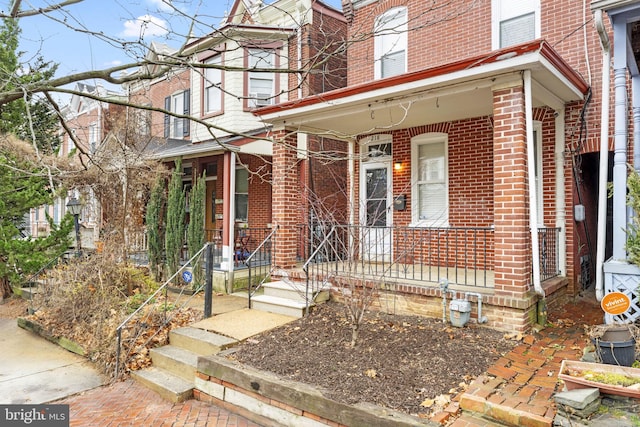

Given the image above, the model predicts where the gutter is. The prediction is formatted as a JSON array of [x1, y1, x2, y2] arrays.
[[594, 8, 611, 301]]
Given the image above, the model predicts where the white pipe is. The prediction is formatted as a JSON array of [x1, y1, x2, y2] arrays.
[[594, 9, 610, 301], [465, 292, 488, 324], [524, 70, 544, 297], [555, 108, 567, 276]]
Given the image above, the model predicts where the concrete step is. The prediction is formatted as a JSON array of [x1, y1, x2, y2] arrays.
[[170, 327, 237, 356], [20, 287, 38, 300], [131, 367, 193, 403], [149, 345, 198, 382], [263, 280, 329, 303], [250, 294, 314, 318]]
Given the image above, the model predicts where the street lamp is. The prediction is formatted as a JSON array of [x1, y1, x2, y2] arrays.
[[66, 197, 82, 257]]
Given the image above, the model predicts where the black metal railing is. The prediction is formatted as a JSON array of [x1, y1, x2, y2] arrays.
[[115, 243, 209, 379], [298, 224, 494, 288], [204, 227, 274, 270], [538, 227, 560, 281], [247, 226, 277, 307]]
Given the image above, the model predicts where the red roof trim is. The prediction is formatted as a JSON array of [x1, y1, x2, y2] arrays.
[[254, 40, 589, 116]]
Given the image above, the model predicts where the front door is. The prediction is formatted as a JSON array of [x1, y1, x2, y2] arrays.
[[360, 162, 392, 262]]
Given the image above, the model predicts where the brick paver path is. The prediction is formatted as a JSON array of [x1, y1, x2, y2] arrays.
[[57, 379, 262, 427]]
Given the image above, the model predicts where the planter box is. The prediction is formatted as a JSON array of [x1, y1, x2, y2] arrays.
[[559, 360, 640, 399]]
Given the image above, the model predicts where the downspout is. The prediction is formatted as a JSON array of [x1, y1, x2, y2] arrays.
[[348, 139, 355, 240], [524, 70, 544, 296], [555, 108, 567, 277], [594, 9, 610, 301]]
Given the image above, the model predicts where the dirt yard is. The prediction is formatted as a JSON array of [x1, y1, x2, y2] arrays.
[[229, 300, 518, 417]]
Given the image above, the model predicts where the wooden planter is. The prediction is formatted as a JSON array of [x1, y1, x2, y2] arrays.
[[559, 360, 640, 399]]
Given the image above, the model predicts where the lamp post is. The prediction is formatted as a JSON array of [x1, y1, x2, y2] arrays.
[[66, 197, 82, 257]]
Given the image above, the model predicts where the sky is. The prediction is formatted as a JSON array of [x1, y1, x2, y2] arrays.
[[6, 0, 342, 99]]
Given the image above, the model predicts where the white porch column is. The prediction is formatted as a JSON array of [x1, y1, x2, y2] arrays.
[[555, 107, 566, 275], [612, 63, 628, 261]]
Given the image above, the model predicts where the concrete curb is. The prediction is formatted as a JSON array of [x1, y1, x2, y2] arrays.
[[17, 317, 86, 356]]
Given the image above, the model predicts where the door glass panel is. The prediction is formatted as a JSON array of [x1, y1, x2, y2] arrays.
[[366, 167, 388, 227]]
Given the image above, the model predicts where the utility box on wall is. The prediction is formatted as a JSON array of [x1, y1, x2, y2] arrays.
[[393, 194, 406, 211]]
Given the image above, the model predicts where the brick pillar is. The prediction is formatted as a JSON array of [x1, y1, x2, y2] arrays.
[[493, 85, 531, 299], [272, 130, 299, 269]]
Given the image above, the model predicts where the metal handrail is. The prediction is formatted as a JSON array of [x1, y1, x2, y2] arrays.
[[20, 249, 70, 314], [247, 226, 277, 307], [114, 242, 209, 379], [302, 226, 337, 315]]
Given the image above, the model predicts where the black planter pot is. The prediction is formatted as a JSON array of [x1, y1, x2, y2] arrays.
[[592, 325, 637, 367]]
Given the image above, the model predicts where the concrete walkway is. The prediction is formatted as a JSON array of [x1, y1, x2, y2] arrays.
[[0, 317, 104, 404]]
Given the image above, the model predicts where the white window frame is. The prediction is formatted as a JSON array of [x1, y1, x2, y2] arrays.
[[204, 55, 222, 114], [411, 133, 449, 227], [374, 7, 407, 79], [491, 0, 540, 50], [89, 122, 98, 154], [248, 48, 275, 108], [235, 167, 249, 222], [171, 92, 184, 138]]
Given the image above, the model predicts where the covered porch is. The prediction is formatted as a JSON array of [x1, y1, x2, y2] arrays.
[[255, 40, 589, 331]]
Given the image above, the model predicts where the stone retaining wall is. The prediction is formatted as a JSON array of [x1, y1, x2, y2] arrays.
[[195, 354, 435, 427]]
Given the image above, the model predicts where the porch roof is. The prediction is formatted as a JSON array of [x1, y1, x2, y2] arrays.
[[254, 40, 589, 139]]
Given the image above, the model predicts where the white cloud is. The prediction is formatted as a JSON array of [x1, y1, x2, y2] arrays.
[[104, 59, 123, 67], [120, 15, 168, 38], [147, 0, 175, 13]]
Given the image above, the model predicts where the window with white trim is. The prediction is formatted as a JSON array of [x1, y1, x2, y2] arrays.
[[492, 0, 540, 49], [89, 122, 98, 154], [164, 90, 190, 138], [411, 133, 448, 226], [204, 55, 222, 114], [235, 167, 249, 222], [374, 7, 407, 79], [248, 49, 275, 108]]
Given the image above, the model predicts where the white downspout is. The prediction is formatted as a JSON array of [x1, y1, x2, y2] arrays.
[[555, 108, 566, 277], [595, 9, 610, 301], [524, 70, 544, 296], [348, 140, 355, 248]]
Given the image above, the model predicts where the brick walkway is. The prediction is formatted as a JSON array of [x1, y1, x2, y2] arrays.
[[448, 291, 606, 427], [57, 379, 262, 427]]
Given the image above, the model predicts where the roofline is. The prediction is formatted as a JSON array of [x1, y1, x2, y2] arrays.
[[253, 40, 589, 117]]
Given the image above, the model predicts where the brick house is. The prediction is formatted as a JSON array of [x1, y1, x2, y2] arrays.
[[126, 0, 348, 288], [29, 83, 125, 250], [254, 0, 620, 332]]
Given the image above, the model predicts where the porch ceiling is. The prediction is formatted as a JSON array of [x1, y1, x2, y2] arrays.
[[255, 40, 589, 139]]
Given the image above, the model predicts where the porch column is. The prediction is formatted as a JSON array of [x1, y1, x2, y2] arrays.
[[272, 129, 299, 269], [222, 151, 236, 271], [492, 83, 531, 299], [612, 18, 628, 261]]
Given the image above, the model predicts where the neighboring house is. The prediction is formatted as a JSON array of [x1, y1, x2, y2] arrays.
[[30, 83, 126, 251], [592, 0, 640, 324], [254, 0, 624, 332], [126, 0, 348, 287]]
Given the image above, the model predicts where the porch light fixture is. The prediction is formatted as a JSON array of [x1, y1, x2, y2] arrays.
[[66, 197, 82, 257], [394, 161, 402, 170]]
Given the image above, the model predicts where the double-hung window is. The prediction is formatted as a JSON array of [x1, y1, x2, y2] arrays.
[[374, 7, 407, 79], [248, 48, 275, 108], [492, 0, 540, 49], [204, 55, 222, 114], [235, 167, 248, 222], [164, 90, 190, 138], [89, 122, 98, 154], [411, 133, 448, 226]]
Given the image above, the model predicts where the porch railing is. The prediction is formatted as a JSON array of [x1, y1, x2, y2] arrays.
[[538, 227, 560, 281], [247, 226, 277, 307], [204, 227, 273, 269], [298, 224, 494, 288]]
